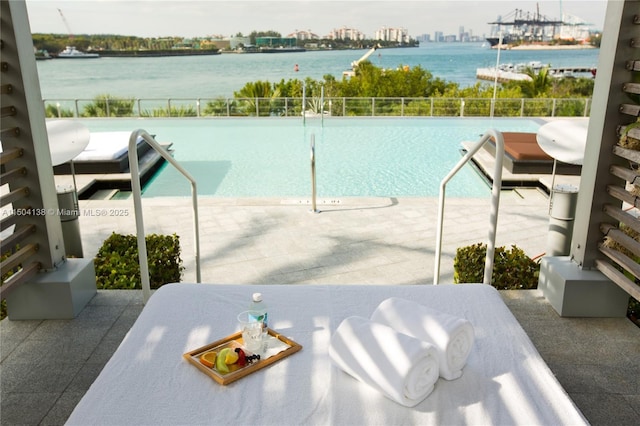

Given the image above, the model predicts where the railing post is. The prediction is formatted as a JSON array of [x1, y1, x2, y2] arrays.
[[255, 97, 259, 116], [310, 134, 319, 213], [302, 83, 306, 124], [196, 99, 201, 117], [371, 98, 375, 117], [552, 98, 557, 117], [105, 97, 111, 117], [584, 98, 590, 117], [342, 97, 346, 116], [430, 98, 434, 116], [226, 98, 230, 117], [321, 86, 325, 125], [460, 99, 465, 117], [520, 99, 525, 117], [74, 99, 79, 117], [401, 98, 405, 116]]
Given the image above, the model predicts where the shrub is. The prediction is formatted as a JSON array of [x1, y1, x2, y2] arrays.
[[141, 105, 198, 117], [45, 103, 74, 118], [82, 94, 134, 117], [94, 232, 184, 289], [454, 243, 540, 290]]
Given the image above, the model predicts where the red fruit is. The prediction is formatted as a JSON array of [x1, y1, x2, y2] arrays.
[[236, 348, 247, 367]]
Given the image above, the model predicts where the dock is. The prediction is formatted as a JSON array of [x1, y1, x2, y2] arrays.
[[476, 66, 596, 83], [476, 67, 531, 83]]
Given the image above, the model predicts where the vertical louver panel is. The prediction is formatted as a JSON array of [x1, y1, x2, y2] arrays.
[[597, 12, 640, 301], [1, 1, 65, 298]]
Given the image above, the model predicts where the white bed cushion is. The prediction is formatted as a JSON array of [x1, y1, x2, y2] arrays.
[[66, 284, 587, 426], [72, 132, 143, 161]]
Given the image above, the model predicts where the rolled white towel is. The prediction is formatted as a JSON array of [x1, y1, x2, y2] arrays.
[[371, 297, 475, 381], [329, 316, 439, 407]]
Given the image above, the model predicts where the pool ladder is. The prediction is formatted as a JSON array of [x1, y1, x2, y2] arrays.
[[433, 129, 505, 285], [128, 130, 201, 303]]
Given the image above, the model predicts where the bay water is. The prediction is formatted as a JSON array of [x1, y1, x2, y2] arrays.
[[36, 43, 600, 100]]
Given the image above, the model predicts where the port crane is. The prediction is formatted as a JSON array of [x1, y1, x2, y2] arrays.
[[57, 8, 74, 39], [343, 44, 381, 78]]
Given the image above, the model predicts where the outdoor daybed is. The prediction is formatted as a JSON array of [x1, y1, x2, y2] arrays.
[[485, 132, 582, 175], [66, 283, 586, 425], [52, 131, 165, 174]]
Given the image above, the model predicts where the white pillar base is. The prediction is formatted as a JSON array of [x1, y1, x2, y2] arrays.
[[539, 256, 629, 317], [6, 258, 97, 320]]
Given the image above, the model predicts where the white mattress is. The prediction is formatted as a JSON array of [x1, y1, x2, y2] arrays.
[[66, 284, 586, 426], [72, 132, 143, 162]]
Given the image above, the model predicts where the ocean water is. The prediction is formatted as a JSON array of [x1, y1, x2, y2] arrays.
[[36, 43, 600, 100]]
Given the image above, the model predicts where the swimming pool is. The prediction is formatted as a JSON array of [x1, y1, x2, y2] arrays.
[[81, 117, 543, 198]]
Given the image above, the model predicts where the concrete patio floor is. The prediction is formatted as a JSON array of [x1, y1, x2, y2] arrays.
[[1, 192, 639, 424]]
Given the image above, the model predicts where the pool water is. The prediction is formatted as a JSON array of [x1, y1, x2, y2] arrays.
[[81, 117, 542, 198]]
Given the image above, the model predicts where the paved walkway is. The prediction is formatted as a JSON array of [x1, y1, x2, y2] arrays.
[[78, 191, 552, 285], [1, 192, 638, 425]]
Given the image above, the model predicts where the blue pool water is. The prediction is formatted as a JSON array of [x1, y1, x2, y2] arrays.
[[80, 117, 543, 198]]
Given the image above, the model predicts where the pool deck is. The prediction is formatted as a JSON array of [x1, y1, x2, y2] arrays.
[[1, 192, 639, 425], [78, 191, 554, 284]]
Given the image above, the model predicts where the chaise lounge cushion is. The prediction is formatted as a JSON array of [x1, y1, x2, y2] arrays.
[[485, 132, 581, 175]]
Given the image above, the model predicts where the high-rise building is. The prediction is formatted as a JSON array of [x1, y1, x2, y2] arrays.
[[327, 26, 365, 41], [287, 29, 319, 40], [375, 26, 409, 43]]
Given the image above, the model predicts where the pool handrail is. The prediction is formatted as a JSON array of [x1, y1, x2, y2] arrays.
[[310, 134, 318, 213], [128, 130, 201, 303], [433, 129, 505, 285]]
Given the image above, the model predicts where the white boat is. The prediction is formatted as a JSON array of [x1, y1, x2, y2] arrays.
[[57, 46, 99, 59]]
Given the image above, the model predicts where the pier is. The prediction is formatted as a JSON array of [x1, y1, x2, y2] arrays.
[[476, 66, 596, 83]]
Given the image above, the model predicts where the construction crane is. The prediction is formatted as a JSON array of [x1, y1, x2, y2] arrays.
[[57, 8, 74, 39], [343, 44, 381, 78]]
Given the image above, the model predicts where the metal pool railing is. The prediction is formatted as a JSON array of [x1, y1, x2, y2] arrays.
[[128, 130, 201, 303], [43, 96, 593, 118], [433, 129, 505, 286]]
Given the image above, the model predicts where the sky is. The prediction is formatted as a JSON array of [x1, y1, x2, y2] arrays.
[[25, 0, 609, 39]]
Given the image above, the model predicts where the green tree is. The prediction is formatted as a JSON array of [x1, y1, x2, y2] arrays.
[[233, 81, 281, 116], [82, 94, 134, 117], [520, 66, 553, 98]]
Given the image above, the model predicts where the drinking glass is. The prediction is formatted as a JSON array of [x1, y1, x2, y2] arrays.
[[237, 310, 264, 353]]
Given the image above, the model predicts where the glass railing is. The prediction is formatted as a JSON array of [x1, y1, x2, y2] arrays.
[[43, 96, 592, 119]]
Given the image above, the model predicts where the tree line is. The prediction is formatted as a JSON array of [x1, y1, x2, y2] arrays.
[[32, 32, 415, 55], [234, 61, 594, 100]]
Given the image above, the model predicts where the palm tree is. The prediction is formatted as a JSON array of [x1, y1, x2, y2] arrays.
[[233, 81, 281, 116], [521, 66, 552, 98]]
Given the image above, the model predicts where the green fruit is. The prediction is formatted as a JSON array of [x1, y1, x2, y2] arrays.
[[216, 348, 230, 374]]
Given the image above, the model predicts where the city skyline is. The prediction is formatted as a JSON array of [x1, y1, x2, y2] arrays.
[[25, 1, 607, 40]]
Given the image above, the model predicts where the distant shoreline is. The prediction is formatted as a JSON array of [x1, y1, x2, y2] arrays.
[[91, 49, 221, 57], [493, 44, 598, 51]]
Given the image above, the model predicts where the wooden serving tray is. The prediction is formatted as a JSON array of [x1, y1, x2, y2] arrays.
[[183, 328, 302, 385]]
